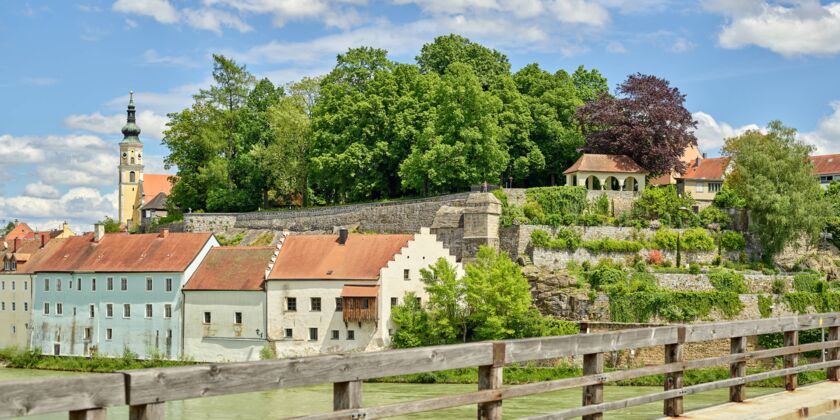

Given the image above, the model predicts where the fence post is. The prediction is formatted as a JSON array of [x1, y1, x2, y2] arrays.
[[478, 342, 505, 420], [828, 326, 839, 381], [69, 408, 106, 420], [729, 336, 747, 402], [663, 327, 684, 417], [582, 352, 604, 420], [334, 380, 363, 412], [784, 330, 799, 391], [129, 403, 165, 420]]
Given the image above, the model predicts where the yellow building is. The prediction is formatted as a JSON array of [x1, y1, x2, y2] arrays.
[[117, 93, 175, 229]]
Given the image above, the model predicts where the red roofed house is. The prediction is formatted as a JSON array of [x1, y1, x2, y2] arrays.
[[182, 246, 275, 362], [676, 157, 731, 207], [30, 226, 218, 359], [4, 222, 34, 242], [265, 227, 461, 358], [810, 154, 840, 189], [563, 154, 648, 191]]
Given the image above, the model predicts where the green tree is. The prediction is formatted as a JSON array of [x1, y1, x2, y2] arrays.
[[399, 63, 508, 194], [631, 185, 697, 226], [419, 258, 469, 343], [724, 121, 831, 258], [464, 246, 533, 340], [97, 217, 121, 233], [571, 65, 609, 103], [390, 292, 430, 348], [416, 34, 511, 88]]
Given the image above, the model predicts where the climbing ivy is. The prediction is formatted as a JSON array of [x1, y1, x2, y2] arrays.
[[608, 290, 743, 323], [757, 294, 773, 318]]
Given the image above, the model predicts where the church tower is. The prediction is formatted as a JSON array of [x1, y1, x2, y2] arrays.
[[117, 92, 144, 228]]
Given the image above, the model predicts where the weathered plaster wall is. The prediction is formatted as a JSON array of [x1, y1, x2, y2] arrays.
[[183, 290, 266, 362]]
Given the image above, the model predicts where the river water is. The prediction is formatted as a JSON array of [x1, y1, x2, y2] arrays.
[[1, 367, 778, 419]]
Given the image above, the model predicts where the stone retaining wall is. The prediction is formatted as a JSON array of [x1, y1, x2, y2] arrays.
[[654, 273, 792, 293], [532, 247, 728, 269], [184, 193, 470, 234]]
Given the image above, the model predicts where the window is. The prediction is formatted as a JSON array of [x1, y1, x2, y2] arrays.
[[695, 183, 704, 193], [310, 297, 321, 312], [44, 302, 50, 315], [708, 182, 722, 193], [77, 278, 81, 291], [146, 277, 153, 291], [203, 312, 211, 324], [308, 328, 318, 341], [44, 278, 49, 291], [91, 278, 96, 291], [331, 330, 339, 340], [416, 297, 422, 305], [234, 312, 242, 325], [10, 281, 14, 290], [390, 297, 398, 307], [11, 302, 15, 311], [56, 303, 63, 315], [403, 269, 410, 280], [56, 279, 62, 291], [23, 302, 28, 311], [121, 278, 128, 291], [286, 297, 297, 311], [821, 175, 834, 184], [106, 303, 113, 318], [123, 304, 131, 318], [145, 304, 153, 318], [165, 278, 173, 292], [347, 330, 355, 340], [164, 304, 172, 319], [107, 277, 114, 291], [166, 329, 172, 346], [335, 297, 343, 311], [11, 325, 16, 334], [106, 328, 113, 340], [24, 281, 27, 291], [129, 171, 136, 182], [1, 281, 4, 290], [83, 327, 91, 340], [284, 328, 293, 339], [89, 304, 95, 318], [1, 302, 4, 310], [361, 299, 369, 309]]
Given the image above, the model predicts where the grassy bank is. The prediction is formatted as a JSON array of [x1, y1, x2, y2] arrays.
[[0, 347, 196, 373], [370, 365, 828, 388]]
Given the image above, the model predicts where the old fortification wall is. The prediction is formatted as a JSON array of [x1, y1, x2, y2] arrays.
[[184, 193, 470, 234]]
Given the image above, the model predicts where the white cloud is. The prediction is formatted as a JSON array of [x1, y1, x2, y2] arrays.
[[606, 40, 626, 53], [801, 101, 840, 154], [0, 135, 48, 163], [704, 0, 840, 57], [0, 188, 117, 228], [205, 0, 364, 29], [24, 182, 59, 199], [64, 110, 168, 141], [691, 111, 760, 154], [142, 49, 199, 68], [548, 0, 610, 26], [182, 8, 253, 34], [112, 0, 179, 24], [670, 37, 694, 53], [395, 0, 610, 26]]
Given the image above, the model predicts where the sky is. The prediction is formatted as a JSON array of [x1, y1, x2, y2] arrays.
[[1, 0, 839, 233]]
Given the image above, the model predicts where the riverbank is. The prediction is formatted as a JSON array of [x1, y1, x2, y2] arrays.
[[0, 347, 194, 372]]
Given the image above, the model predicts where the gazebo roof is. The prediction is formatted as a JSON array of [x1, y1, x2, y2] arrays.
[[563, 154, 648, 175]]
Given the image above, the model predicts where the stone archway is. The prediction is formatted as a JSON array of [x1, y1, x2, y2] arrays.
[[585, 175, 601, 190], [604, 176, 621, 191]]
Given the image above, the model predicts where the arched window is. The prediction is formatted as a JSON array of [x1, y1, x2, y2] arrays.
[[131, 157, 135, 165], [129, 171, 136, 182]]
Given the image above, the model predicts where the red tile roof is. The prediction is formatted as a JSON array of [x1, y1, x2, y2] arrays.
[[810, 154, 840, 175], [563, 154, 648, 175], [267, 234, 413, 281], [34, 232, 213, 273], [4, 223, 33, 242], [143, 174, 176, 200], [184, 246, 274, 291], [341, 285, 379, 297], [2, 238, 67, 274], [679, 157, 730, 181]]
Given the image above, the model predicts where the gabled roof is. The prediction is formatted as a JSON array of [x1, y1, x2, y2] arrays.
[[267, 234, 413, 281], [142, 174, 176, 200], [810, 154, 840, 175], [2, 238, 67, 274], [679, 157, 730, 181], [141, 192, 168, 211], [34, 232, 213, 273], [184, 246, 274, 291], [563, 154, 648, 175], [5, 223, 33, 242]]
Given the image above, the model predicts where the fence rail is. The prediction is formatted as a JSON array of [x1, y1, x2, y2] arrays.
[[2, 313, 840, 419]]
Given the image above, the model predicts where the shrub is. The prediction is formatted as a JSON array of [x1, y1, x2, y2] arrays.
[[652, 228, 679, 250], [542, 213, 574, 227], [681, 228, 716, 251], [709, 270, 748, 294], [591, 194, 610, 216], [260, 344, 276, 360], [529, 228, 581, 250], [631, 185, 698, 226], [792, 273, 827, 293], [758, 295, 773, 318], [525, 186, 588, 216], [720, 231, 746, 251], [586, 264, 626, 291], [699, 206, 731, 228], [577, 213, 607, 226], [689, 263, 701, 274], [582, 239, 644, 253], [647, 250, 663, 265], [772, 278, 787, 294], [522, 201, 545, 222]]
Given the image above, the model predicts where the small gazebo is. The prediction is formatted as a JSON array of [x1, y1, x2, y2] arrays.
[[563, 154, 648, 191]]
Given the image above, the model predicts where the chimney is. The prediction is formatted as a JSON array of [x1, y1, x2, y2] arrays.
[[338, 228, 349, 245], [93, 224, 105, 243], [159, 228, 169, 238], [13, 238, 19, 253], [40, 233, 46, 248]]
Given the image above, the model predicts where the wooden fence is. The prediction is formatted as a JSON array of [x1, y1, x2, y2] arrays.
[[3, 313, 840, 420]]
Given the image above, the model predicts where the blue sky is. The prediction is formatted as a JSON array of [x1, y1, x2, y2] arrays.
[[1, 0, 839, 231]]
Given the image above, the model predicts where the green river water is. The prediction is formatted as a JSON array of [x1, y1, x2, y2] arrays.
[[1, 367, 780, 419]]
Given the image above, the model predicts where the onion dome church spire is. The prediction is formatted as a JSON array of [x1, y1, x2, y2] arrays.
[[120, 91, 142, 143]]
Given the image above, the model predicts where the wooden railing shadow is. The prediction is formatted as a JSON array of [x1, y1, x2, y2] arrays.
[[2, 313, 840, 419]]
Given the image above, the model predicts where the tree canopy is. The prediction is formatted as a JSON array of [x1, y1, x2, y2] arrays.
[[723, 121, 831, 258], [577, 73, 697, 177]]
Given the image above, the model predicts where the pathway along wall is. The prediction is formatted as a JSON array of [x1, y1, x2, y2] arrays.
[[183, 193, 470, 234]]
